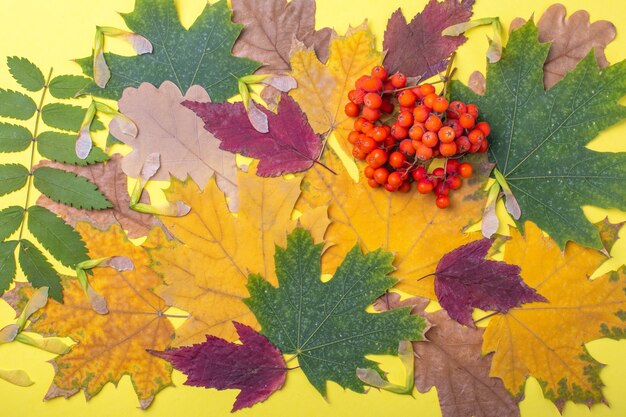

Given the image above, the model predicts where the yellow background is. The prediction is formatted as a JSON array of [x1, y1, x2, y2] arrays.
[[1, 0, 626, 416]]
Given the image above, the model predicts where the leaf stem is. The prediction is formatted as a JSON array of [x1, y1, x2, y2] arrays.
[[473, 311, 498, 325], [314, 129, 337, 175], [415, 272, 436, 282], [17, 67, 53, 243]]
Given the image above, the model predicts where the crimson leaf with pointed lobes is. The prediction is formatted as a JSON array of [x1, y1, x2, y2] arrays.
[[150, 322, 286, 412], [185, 94, 322, 177], [435, 239, 546, 327], [245, 228, 427, 396]]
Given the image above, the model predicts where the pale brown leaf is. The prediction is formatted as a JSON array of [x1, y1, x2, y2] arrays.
[[35, 155, 161, 239], [468, 70, 486, 95], [110, 81, 240, 211], [232, 0, 334, 73]]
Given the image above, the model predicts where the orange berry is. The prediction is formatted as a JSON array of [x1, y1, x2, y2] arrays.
[[374, 167, 389, 184], [368, 178, 380, 188], [422, 131, 439, 148], [436, 194, 450, 209], [467, 103, 479, 119], [424, 115, 443, 132], [479, 138, 489, 152], [380, 97, 394, 113], [397, 111, 414, 127], [348, 89, 366, 104], [347, 130, 360, 144], [418, 83, 436, 97], [345, 102, 359, 117], [417, 179, 434, 194], [438, 126, 456, 144], [391, 123, 408, 140], [387, 171, 403, 187], [413, 105, 430, 123], [468, 129, 485, 144], [364, 93, 382, 109], [371, 65, 388, 80], [390, 72, 407, 88], [355, 75, 369, 90], [364, 165, 375, 179], [398, 90, 417, 107], [432, 96, 449, 113], [399, 139, 416, 156], [476, 121, 491, 136], [459, 113, 475, 129], [371, 126, 388, 142], [447, 175, 462, 190], [354, 117, 367, 132], [383, 137, 396, 148], [384, 183, 398, 192], [439, 142, 457, 157], [409, 124, 425, 141], [458, 163, 473, 178], [447, 101, 466, 119], [352, 146, 366, 159], [366, 148, 388, 168], [358, 136, 376, 153], [423, 93, 438, 109], [455, 136, 471, 153], [362, 106, 381, 121], [363, 76, 383, 92], [389, 151, 406, 169], [361, 120, 374, 134], [412, 167, 427, 181], [415, 144, 433, 161], [398, 181, 411, 193], [445, 119, 463, 138]]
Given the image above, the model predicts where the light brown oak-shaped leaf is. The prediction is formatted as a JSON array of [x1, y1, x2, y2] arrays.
[[35, 155, 160, 239], [149, 164, 329, 347], [375, 293, 519, 417], [289, 23, 383, 170], [484, 222, 626, 409], [296, 150, 492, 300], [109, 81, 239, 211], [232, 0, 334, 73], [511, 4, 615, 88], [20, 223, 174, 408]]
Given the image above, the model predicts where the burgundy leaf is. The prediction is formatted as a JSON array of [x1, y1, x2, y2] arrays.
[[435, 239, 546, 327], [184, 94, 322, 177], [149, 322, 286, 412], [383, 0, 474, 79]]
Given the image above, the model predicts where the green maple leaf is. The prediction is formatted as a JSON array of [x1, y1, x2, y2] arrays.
[[76, 0, 260, 102], [451, 21, 626, 249], [245, 228, 427, 396]]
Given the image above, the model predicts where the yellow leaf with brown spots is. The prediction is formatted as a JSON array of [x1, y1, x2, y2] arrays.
[[296, 151, 492, 299], [150, 165, 329, 347], [289, 23, 383, 170], [483, 221, 626, 409], [24, 223, 174, 409]]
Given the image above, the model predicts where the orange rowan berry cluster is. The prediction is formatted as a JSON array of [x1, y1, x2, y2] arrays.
[[344, 65, 491, 208]]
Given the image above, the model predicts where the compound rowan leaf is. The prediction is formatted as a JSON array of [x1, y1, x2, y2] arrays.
[[23, 223, 174, 408], [375, 293, 520, 417], [185, 94, 322, 177], [483, 222, 626, 408], [512, 4, 616, 89], [35, 157, 161, 239], [0, 122, 32, 153], [150, 322, 286, 412], [109, 81, 239, 211], [245, 228, 427, 396], [232, 0, 333, 73], [33, 166, 112, 210], [149, 164, 329, 347], [296, 150, 492, 300], [75, 0, 260, 102], [451, 21, 626, 249], [382, 0, 474, 79], [435, 239, 546, 327], [37, 131, 108, 166], [0, 89, 36, 120], [289, 23, 383, 169]]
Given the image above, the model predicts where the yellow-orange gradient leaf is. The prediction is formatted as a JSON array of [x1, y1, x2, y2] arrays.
[[150, 165, 329, 347], [296, 151, 492, 299], [289, 23, 383, 170], [27, 223, 174, 409], [483, 222, 626, 408]]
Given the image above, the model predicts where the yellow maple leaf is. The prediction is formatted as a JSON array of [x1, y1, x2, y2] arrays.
[[150, 166, 329, 347], [483, 221, 626, 407], [27, 223, 174, 409], [289, 23, 383, 171], [296, 151, 492, 299]]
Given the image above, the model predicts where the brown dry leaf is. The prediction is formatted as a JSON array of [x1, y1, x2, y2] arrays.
[[149, 164, 329, 347], [20, 223, 174, 408], [296, 150, 492, 300], [468, 71, 486, 95], [35, 155, 159, 239], [512, 4, 616, 88], [483, 222, 626, 408], [375, 293, 519, 417], [232, 0, 334, 73], [289, 23, 383, 170], [109, 81, 239, 211]]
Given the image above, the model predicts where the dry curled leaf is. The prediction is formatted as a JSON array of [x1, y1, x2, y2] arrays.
[[512, 4, 616, 88], [289, 23, 383, 170], [149, 164, 329, 347], [21, 224, 174, 408], [232, 0, 334, 73], [36, 155, 160, 239], [375, 293, 520, 417], [296, 150, 492, 300], [484, 222, 626, 408], [109, 81, 239, 211]]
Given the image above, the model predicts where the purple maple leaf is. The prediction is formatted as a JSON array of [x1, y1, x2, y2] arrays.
[[184, 94, 322, 177], [434, 239, 547, 327], [149, 322, 286, 412], [383, 0, 474, 79]]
